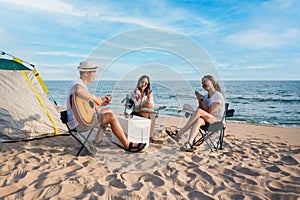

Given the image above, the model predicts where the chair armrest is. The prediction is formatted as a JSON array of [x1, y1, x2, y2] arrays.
[[226, 109, 235, 117]]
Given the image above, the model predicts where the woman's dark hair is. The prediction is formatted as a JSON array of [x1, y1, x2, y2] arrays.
[[136, 75, 151, 95]]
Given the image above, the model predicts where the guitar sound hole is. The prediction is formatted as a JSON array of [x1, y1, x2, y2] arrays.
[[89, 100, 95, 109]]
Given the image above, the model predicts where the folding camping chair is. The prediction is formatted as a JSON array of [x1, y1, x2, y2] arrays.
[[60, 110, 97, 156], [121, 94, 166, 118], [192, 103, 235, 151]]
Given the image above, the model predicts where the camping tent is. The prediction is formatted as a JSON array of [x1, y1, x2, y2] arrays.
[[0, 55, 67, 142]]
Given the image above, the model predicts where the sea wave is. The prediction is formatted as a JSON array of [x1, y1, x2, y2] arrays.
[[45, 80, 300, 128]]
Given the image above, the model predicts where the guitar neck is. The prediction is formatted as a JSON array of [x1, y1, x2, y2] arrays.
[[101, 97, 107, 102]]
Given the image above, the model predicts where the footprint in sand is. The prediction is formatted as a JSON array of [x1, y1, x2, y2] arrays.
[[233, 166, 260, 177], [106, 174, 126, 189], [42, 184, 62, 199], [266, 165, 281, 173], [280, 155, 298, 165], [188, 191, 214, 200], [34, 172, 62, 190], [0, 164, 11, 176], [13, 170, 27, 183], [194, 169, 216, 186], [14, 190, 25, 200], [267, 180, 300, 193], [132, 182, 144, 190], [89, 182, 105, 196], [141, 174, 164, 187]]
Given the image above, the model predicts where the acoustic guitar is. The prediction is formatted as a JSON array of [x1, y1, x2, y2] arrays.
[[70, 94, 107, 127]]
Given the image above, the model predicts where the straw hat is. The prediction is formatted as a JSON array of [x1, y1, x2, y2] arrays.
[[77, 61, 98, 71]]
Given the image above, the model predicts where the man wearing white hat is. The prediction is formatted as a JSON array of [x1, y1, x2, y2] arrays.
[[66, 60, 146, 153]]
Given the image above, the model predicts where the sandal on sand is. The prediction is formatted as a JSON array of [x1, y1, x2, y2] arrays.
[[150, 137, 158, 144], [124, 142, 146, 153], [165, 129, 179, 142], [193, 136, 204, 146], [87, 144, 97, 156], [181, 142, 195, 152]]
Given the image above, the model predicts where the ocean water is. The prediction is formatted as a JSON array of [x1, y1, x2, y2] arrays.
[[45, 80, 300, 128]]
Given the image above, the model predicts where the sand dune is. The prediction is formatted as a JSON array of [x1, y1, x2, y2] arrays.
[[0, 116, 299, 199]]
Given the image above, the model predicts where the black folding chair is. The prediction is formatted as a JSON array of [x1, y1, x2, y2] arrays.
[[60, 110, 97, 156], [121, 95, 166, 118], [192, 103, 235, 151]]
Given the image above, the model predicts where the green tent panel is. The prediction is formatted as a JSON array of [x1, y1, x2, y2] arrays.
[[0, 58, 30, 70]]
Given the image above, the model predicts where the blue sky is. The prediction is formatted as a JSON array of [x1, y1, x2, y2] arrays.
[[0, 0, 299, 80]]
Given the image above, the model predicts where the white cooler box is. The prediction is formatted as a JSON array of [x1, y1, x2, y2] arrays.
[[112, 115, 151, 148]]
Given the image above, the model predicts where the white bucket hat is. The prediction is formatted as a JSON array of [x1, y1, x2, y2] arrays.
[[77, 60, 98, 71]]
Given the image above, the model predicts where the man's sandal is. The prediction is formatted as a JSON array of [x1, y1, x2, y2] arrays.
[[124, 142, 146, 153]]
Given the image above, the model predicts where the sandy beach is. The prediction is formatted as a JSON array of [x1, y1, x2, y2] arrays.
[[0, 115, 299, 199]]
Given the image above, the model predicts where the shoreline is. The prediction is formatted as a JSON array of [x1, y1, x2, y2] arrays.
[[160, 114, 300, 129], [0, 115, 299, 199], [227, 121, 300, 129]]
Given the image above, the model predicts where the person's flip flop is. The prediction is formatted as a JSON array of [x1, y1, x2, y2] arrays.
[[124, 142, 146, 153], [181, 142, 195, 152], [150, 137, 158, 144], [165, 129, 179, 142], [193, 137, 204, 146]]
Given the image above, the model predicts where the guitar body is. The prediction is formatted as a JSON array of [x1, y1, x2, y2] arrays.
[[70, 94, 96, 126]]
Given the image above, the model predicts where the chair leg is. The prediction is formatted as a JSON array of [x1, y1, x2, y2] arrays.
[[69, 131, 86, 157], [69, 132, 86, 148], [192, 133, 204, 146], [75, 128, 95, 156], [204, 136, 214, 152], [76, 145, 85, 157], [219, 128, 225, 150], [203, 130, 223, 152], [61, 113, 97, 156], [195, 127, 224, 152], [208, 136, 217, 150]]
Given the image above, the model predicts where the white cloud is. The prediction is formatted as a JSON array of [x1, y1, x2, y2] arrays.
[[35, 51, 87, 58], [41, 63, 75, 68], [214, 61, 230, 69], [99, 16, 154, 27], [0, 0, 84, 16], [225, 28, 300, 49], [245, 65, 273, 70]]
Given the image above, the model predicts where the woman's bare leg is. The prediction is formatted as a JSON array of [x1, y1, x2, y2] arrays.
[[177, 109, 201, 137], [140, 112, 156, 138], [178, 108, 215, 137], [149, 113, 156, 137], [188, 118, 205, 144]]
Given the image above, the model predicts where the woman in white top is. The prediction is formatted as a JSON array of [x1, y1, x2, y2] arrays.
[[166, 75, 225, 151], [130, 75, 156, 143]]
